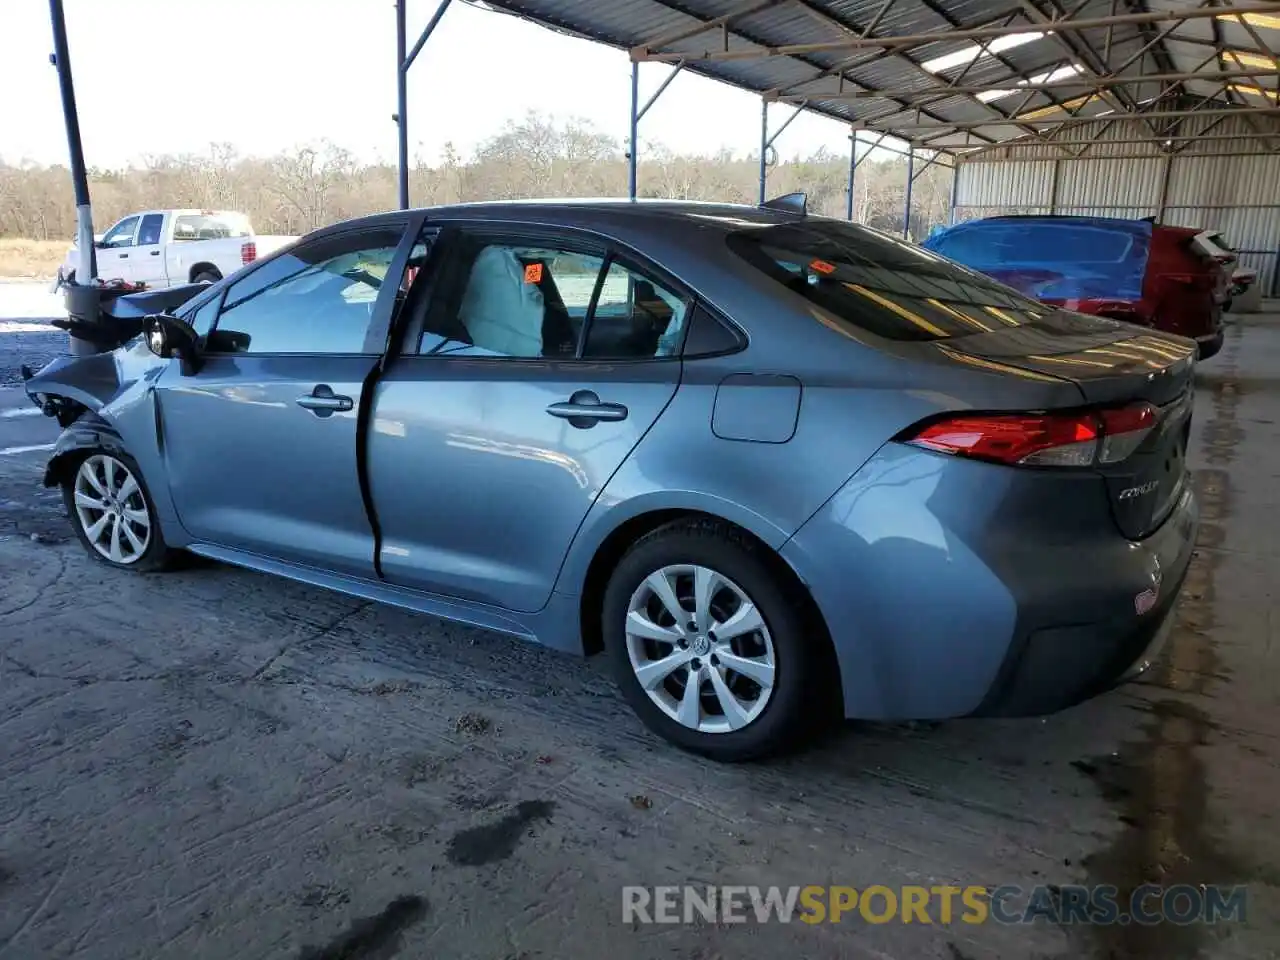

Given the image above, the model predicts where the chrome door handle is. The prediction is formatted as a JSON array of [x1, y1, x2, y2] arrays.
[[296, 384, 353, 416], [546, 390, 628, 427]]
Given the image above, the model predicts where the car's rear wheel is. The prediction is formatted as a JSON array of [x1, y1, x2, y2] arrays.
[[63, 452, 174, 571], [602, 519, 816, 761], [192, 269, 220, 284]]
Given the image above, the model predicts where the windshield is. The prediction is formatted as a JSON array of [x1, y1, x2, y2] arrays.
[[172, 212, 252, 241], [727, 220, 1051, 342]]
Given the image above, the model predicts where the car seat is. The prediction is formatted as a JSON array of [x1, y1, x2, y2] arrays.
[[630, 280, 674, 356], [518, 258, 577, 357], [458, 246, 545, 357]]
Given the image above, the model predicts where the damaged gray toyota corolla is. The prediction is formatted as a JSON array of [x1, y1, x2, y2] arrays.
[[25, 200, 1199, 761]]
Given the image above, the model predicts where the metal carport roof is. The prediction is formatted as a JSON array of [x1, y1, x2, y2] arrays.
[[468, 0, 1280, 156]]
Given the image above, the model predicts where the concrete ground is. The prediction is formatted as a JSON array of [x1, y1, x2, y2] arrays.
[[1, 279, 1278, 959]]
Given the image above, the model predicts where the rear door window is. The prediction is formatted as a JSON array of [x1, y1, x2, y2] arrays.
[[727, 220, 1049, 342], [417, 232, 690, 360]]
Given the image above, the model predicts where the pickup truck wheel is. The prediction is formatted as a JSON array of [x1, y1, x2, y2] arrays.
[[63, 452, 175, 572], [192, 269, 220, 284]]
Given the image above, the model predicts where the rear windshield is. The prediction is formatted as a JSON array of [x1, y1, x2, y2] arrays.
[[173, 212, 252, 241], [924, 218, 1150, 304], [726, 220, 1049, 342], [931, 222, 1138, 266]]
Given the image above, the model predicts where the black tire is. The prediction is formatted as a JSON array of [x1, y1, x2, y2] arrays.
[[61, 450, 176, 572], [192, 269, 220, 284], [602, 518, 818, 762]]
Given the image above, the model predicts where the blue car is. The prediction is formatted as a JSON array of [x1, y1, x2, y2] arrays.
[[26, 201, 1198, 760]]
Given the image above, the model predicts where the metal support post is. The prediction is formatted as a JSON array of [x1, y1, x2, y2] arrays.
[[759, 102, 806, 204], [846, 132, 857, 220], [758, 100, 769, 204], [949, 161, 960, 224], [48, 0, 95, 286], [396, 0, 409, 210], [627, 61, 682, 199], [903, 147, 915, 240], [629, 62, 640, 200], [396, 0, 453, 210]]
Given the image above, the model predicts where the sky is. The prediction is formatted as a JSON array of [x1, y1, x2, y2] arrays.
[[2, 0, 888, 170]]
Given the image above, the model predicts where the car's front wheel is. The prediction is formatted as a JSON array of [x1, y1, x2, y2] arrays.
[[62, 452, 173, 571], [602, 519, 818, 761]]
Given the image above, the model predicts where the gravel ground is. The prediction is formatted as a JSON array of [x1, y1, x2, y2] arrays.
[[1, 281, 1279, 959]]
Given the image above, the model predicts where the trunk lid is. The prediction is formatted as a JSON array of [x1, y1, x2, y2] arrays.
[[953, 310, 1196, 540]]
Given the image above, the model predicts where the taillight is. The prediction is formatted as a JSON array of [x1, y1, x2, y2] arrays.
[[1097, 403, 1157, 463], [905, 402, 1157, 468], [240, 241, 257, 265]]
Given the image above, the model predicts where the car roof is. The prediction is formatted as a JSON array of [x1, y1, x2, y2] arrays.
[[967, 214, 1149, 229], [312, 199, 805, 238]]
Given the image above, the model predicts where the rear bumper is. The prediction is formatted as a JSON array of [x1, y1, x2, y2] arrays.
[[781, 446, 1199, 721], [971, 551, 1186, 717]]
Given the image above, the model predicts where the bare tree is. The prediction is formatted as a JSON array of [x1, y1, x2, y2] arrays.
[[0, 114, 954, 241]]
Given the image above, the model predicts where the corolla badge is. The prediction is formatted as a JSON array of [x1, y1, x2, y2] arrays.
[[1119, 480, 1160, 500]]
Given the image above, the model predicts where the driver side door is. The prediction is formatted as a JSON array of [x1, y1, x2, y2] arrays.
[[97, 215, 140, 283], [155, 219, 417, 578]]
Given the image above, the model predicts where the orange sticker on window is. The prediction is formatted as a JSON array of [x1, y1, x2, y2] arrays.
[[809, 259, 836, 275], [524, 263, 544, 284]]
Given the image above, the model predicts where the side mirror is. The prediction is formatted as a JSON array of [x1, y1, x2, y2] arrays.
[[143, 314, 202, 375]]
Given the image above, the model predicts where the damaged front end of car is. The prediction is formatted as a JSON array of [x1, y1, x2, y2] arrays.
[[22, 282, 206, 425]]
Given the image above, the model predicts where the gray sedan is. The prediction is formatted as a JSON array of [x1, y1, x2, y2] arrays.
[[26, 201, 1199, 761]]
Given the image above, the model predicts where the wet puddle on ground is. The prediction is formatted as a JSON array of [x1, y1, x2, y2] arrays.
[[1070, 320, 1262, 958]]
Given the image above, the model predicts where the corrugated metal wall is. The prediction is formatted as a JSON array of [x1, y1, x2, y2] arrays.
[[953, 115, 1280, 295]]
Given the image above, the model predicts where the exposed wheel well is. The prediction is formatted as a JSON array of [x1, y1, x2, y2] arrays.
[[577, 508, 843, 712], [189, 263, 221, 282]]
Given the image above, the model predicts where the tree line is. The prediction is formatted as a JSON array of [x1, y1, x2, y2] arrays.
[[0, 113, 954, 241]]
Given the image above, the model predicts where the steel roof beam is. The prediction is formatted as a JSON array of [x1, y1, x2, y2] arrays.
[[770, 66, 1279, 101], [634, 0, 999, 146], [1016, 0, 1149, 130], [786, 0, 1067, 150], [631, 0, 784, 57], [633, 3, 1280, 63], [884, 104, 1280, 133], [952, 130, 1280, 150]]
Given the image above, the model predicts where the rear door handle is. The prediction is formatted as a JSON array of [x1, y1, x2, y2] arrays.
[[296, 384, 353, 417], [119, 253, 129, 259], [546, 390, 628, 427], [150, 250, 160, 256]]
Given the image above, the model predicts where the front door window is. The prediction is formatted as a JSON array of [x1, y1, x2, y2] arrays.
[[211, 229, 404, 354]]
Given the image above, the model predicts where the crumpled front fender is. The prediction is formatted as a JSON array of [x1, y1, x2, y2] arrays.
[[43, 413, 128, 489]]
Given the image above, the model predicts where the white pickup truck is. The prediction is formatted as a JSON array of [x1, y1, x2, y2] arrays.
[[57, 209, 296, 289]]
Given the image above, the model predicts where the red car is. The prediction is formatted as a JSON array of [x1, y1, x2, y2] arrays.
[[924, 215, 1229, 359]]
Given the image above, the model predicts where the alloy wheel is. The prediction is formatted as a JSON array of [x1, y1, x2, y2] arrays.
[[624, 563, 776, 734], [73, 454, 152, 565]]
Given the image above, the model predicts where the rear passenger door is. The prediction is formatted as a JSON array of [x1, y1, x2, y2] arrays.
[[367, 224, 687, 613]]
